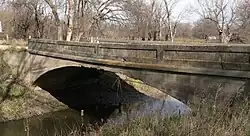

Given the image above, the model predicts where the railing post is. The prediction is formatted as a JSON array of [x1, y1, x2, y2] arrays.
[[95, 43, 99, 56], [6, 34, 9, 42], [96, 37, 99, 43], [91, 37, 99, 56], [90, 37, 94, 43], [157, 46, 164, 61]]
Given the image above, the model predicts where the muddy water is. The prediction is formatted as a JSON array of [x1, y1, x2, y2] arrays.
[[0, 95, 190, 136], [0, 109, 81, 136]]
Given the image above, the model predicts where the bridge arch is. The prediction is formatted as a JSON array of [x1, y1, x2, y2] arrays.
[[34, 66, 129, 108], [33, 66, 191, 125], [33, 66, 157, 122]]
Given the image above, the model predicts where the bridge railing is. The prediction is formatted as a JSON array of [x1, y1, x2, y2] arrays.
[[28, 38, 250, 77]]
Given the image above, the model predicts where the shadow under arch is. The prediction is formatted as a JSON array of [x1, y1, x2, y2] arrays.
[[33, 66, 160, 127]]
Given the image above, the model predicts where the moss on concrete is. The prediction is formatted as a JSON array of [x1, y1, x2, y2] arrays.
[[117, 73, 167, 100]]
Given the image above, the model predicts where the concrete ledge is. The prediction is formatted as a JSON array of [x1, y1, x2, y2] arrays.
[[28, 49, 250, 79], [29, 38, 250, 52]]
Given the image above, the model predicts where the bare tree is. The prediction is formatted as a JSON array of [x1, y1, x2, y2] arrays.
[[66, 0, 74, 41], [124, 0, 166, 41], [163, 0, 190, 42], [163, 0, 179, 42], [44, 0, 63, 40], [72, 0, 90, 41], [149, 1, 167, 41], [70, 0, 125, 41], [196, 0, 240, 43], [236, 0, 250, 42], [175, 22, 193, 38], [0, 0, 59, 39], [122, 0, 147, 40], [192, 19, 218, 39], [87, 0, 124, 37]]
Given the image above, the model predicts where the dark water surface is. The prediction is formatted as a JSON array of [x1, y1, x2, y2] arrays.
[[0, 95, 190, 136], [0, 109, 81, 136]]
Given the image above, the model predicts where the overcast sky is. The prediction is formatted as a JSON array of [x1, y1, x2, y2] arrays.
[[174, 0, 200, 23]]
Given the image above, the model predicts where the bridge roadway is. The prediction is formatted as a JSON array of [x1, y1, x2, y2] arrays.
[[27, 38, 250, 103]]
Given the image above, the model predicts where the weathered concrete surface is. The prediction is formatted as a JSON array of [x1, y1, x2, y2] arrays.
[[0, 47, 30, 82], [26, 39, 250, 103], [28, 39, 250, 77]]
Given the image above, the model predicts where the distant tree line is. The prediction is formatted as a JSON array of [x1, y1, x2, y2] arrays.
[[0, 0, 249, 43]]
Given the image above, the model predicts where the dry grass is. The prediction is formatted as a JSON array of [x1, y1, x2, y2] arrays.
[[100, 99, 250, 136], [0, 51, 67, 122], [98, 76, 250, 136], [174, 37, 206, 44], [54, 97, 249, 136], [0, 39, 27, 46], [52, 86, 250, 136]]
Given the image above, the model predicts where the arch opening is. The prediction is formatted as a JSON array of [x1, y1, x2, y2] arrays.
[[34, 66, 190, 127]]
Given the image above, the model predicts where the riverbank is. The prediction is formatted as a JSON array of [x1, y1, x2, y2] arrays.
[[0, 47, 67, 122], [59, 98, 249, 136], [101, 100, 250, 136], [0, 84, 67, 122]]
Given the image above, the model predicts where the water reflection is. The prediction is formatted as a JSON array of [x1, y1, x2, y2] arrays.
[[0, 109, 81, 136], [0, 95, 190, 136]]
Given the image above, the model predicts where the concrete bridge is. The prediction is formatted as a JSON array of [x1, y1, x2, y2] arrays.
[[25, 38, 250, 104], [25, 39, 250, 102]]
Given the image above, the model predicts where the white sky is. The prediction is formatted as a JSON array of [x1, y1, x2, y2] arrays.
[[60, 0, 201, 23], [173, 0, 200, 23], [146, 0, 201, 23]]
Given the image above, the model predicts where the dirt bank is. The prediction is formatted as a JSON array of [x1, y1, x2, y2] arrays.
[[0, 47, 67, 122], [0, 85, 67, 122]]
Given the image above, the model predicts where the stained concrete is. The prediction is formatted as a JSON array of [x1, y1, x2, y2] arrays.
[[25, 39, 250, 104], [3, 39, 250, 105]]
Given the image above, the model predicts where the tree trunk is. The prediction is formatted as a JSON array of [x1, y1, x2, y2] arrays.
[[44, 0, 63, 40], [153, 31, 157, 41], [66, 0, 74, 41], [74, 32, 84, 41], [165, 33, 168, 41], [219, 30, 231, 44], [34, 8, 41, 38], [169, 23, 174, 43], [58, 24, 63, 40]]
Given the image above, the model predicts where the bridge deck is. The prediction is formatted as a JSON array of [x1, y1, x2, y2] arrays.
[[28, 39, 250, 79]]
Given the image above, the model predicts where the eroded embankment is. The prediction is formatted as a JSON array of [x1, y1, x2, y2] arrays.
[[0, 46, 67, 122]]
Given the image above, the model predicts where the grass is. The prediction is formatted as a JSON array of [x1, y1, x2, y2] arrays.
[[0, 51, 67, 122], [52, 76, 249, 136], [0, 39, 27, 46], [0, 83, 26, 98], [51, 99, 249, 136], [59, 98, 248, 136], [48, 87, 249, 136], [99, 95, 250, 136], [174, 37, 206, 44], [0, 82, 27, 121]]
